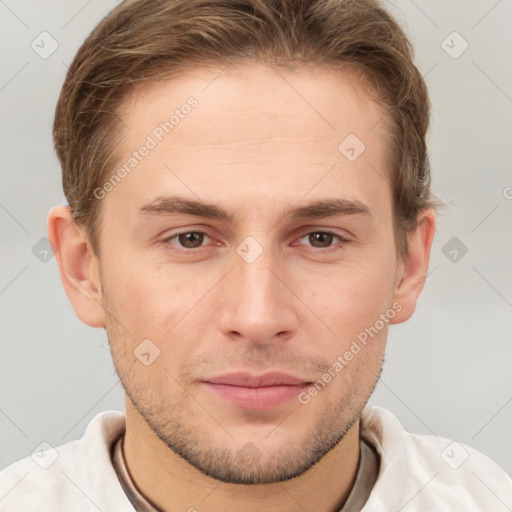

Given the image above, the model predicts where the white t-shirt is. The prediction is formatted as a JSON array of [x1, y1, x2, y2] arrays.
[[0, 405, 510, 511]]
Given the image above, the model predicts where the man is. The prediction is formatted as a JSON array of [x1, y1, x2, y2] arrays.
[[1, 0, 510, 510]]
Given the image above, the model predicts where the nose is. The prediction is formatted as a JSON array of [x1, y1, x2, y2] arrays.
[[216, 239, 298, 346]]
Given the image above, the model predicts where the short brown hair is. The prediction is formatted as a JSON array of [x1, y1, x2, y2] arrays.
[[54, 0, 438, 257]]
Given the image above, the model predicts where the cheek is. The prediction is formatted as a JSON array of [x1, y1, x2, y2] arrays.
[[307, 261, 396, 333], [102, 257, 182, 325], [106, 264, 212, 372]]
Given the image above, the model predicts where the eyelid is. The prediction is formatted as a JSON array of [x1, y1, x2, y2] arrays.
[[295, 226, 352, 240]]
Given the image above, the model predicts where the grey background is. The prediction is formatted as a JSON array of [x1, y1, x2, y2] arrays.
[[1, 0, 511, 476]]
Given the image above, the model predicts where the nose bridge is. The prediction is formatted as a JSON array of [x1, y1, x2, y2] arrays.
[[218, 233, 297, 344], [234, 234, 283, 310], [236, 239, 278, 298]]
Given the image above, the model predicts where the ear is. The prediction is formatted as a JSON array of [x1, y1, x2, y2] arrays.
[[47, 206, 106, 328], [390, 209, 436, 324]]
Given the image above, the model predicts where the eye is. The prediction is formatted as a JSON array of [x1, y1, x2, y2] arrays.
[[161, 229, 349, 254], [162, 230, 213, 250], [296, 230, 349, 253]]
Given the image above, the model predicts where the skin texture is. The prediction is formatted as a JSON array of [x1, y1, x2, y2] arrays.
[[49, 62, 435, 512]]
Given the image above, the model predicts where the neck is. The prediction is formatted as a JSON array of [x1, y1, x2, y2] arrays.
[[123, 397, 361, 512]]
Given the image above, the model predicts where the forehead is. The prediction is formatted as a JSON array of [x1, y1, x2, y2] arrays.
[[120, 62, 386, 148], [104, 62, 392, 223]]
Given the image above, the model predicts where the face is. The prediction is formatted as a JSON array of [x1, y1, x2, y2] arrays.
[[97, 63, 401, 484]]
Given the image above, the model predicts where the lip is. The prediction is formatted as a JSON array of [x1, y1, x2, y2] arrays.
[[201, 372, 311, 410]]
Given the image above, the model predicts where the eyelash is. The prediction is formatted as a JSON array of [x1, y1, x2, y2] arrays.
[[161, 229, 350, 254]]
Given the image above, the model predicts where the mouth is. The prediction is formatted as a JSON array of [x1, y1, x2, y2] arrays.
[[200, 372, 312, 410]]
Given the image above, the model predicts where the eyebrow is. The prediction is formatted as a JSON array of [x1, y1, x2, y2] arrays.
[[137, 195, 371, 222]]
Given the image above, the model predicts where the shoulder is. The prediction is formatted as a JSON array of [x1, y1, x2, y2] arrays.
[[0, 410, 132, 511], [360, 405, 512, 511]]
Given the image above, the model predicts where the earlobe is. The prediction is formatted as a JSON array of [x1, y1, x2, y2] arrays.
[[47, 206, 106, 328], [390, 209, 436, 324]]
